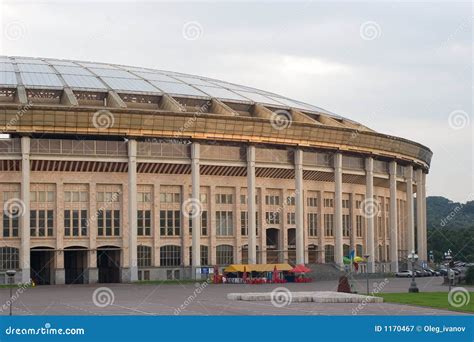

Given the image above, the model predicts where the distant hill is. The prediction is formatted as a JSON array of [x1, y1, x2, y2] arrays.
[[426, 196, 474, 262]]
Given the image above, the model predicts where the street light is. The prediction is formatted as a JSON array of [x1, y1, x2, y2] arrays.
[[6, 270, 16, 316], [407, 250, 419, 293], [363, 254, 370, 295], [444, 249, 453, 291]]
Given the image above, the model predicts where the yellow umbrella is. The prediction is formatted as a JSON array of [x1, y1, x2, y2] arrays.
[[354, 256, 364, 262]]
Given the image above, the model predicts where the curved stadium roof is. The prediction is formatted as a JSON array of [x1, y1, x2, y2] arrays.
[[0, 55, 350, 121]]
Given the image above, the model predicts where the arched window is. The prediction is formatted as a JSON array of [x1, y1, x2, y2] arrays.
[[137, 245, 152, 267], [216, 245, 233, 265], [160, 245, 181, 266], [324, 245, 334, 263], [0, 247, 19, 270]]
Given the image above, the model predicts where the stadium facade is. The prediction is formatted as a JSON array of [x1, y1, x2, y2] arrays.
[[0, 56, 431, 284]]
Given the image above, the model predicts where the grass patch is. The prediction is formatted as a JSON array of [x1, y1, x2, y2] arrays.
[[376, 292, 474, 313], [133, 279, 209, 285]]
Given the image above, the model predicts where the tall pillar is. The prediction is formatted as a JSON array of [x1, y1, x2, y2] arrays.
[[334, 153, 343, 267], [294, 149, 305, 264], [191, 142, 201, 274], [389, 161, 399, 272], [365, 157, 375, 273], [127, 139, 138, 282], [405, 166, 415, 254], [247, 145, 257, 264], [421, 172, 428, 262], [416, 169, 424, 258], [20, 136, 31, 283]]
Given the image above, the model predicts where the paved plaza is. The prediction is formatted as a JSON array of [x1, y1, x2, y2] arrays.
[[1, 277, 472, 316]]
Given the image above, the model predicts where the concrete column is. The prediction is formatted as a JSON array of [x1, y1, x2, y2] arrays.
[[405, 165, 415, 254], [416, 169, 423, 258], [20, 136, 31, 283], [294, 149, 305, 265], [389, 161, 399, 272], [349, 193, 357, 252], [209, 185, 217, 265], [247, 145, 257, 264], [88, 182, 98, 283], [127, 139, 138, 282], [365, 157, 375, 272], [191, 143, 201, 273], [421, 172, 428, 262], [334, 153, 343, 267], [55, 182, 65, 285]]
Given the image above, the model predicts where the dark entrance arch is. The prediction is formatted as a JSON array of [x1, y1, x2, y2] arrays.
[[266, 228, 279, 263], [97, 246, 121, 283], [64, 246, 88, 284], [287, 228, 296, 264], [30, 247, 55, 285]]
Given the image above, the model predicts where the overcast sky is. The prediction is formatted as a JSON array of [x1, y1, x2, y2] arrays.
[[1, 0, 472, 202]]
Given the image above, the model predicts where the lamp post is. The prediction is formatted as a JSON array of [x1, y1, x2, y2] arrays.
[[444, 249, 452, 291], [6, 270, 16, 316], [407, 250, 419, 293], [363, 254, 370, 295]]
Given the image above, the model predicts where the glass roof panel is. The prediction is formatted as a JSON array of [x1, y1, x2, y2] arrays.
[[54, 66, 93, 76], [0, 72, 17, 86], [0, 57, 12, 63], [195, 85, 249, 101], [17, 64, 55, 73], [78, 62, 118, 69], [47, 60, 78, 66], [89, 68, 139, 79], [0, 63, 14, 72], [101, 77, 159, 92], [232, 90, 286, 106], [62, 74, 108, 90], [134, 72, 178, 82], [14, 58, 46, 64], [20, 72, 62, 87], [149, 81, 208, 97], [172, 76, 215, 86]]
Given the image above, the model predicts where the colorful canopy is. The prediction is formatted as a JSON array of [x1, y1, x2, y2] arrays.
[[224, 263, 292, 273], [290, 264, 311, 273]]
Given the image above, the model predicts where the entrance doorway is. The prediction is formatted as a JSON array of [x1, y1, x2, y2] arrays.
[[266, 228, 280, 263], [30, 247, 55, 285], [97, 247, 121, 283], [64, 247, 88, 284]]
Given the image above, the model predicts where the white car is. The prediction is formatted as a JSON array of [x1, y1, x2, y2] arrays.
[[395, 270, 413, 277]]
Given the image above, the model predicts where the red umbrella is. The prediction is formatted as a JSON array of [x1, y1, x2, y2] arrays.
[[272, 265, 279, 283], [290, 264, 311, 273], [242, 266, 248, 283]]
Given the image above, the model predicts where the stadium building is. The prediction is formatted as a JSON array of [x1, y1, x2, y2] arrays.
[[0, 56, 431, 284]]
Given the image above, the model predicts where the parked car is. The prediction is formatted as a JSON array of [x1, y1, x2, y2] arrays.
[[424, 268, 440, 276], [395, 270, 413, 277]]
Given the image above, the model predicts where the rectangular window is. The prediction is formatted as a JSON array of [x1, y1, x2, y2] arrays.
[[188, 211, 208, 236], [307, 197, 318, 207], [324, 198, 334, 208], [286, 196, 295, 206], [265, 195, 280, 206], [342, 214, 350, 237], [159, 192, 180, 203], [342, 199, 350, 209], [216, 211, 233, 236], [137, 210, 152, 236], [324, 214, 334, 236], [97, 209, 120, 236], [356, 215, 363, 237], [29, 210, 53, 237], [308, 213, 317, 237], [240, 211, 259, 236], [265, 212, 280, 225], [2, 210, 19, 238], [160, 210, 181, 236], [287, 212, 295, 225], [215, 194, 233, 204]]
